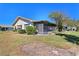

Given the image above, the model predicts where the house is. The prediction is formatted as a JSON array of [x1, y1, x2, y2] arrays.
[[63, 25, 77, 31], [0, 25, 13, 31], [12, 16, 56, 34], [72, 26, 77, 31]]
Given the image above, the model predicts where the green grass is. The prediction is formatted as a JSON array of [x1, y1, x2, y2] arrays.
[[39, 34, 77, 49], [64, 31, 79, 36], [0, 31, 78, 55]]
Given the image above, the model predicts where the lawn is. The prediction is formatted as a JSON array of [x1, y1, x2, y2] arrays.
[[0, 31, 79, 55]]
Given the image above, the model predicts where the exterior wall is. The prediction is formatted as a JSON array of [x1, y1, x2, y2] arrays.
[[35, 23, 44, 34], [47, 26, 56, 31], [35, 23, 56, 34], [43, 24, 56, 33], [39, 24, 44, 34], [14, 19, 32, 29], [43, 24, 48, 33]]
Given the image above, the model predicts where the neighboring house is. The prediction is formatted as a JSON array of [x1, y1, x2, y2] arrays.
[[63, 25, 77, 31], [0, 25, 13, 31], [12, 16, 56, 34], [71, 26, 77, 31]]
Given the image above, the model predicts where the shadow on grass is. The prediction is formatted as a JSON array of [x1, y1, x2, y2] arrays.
[[56, 33, 79, 45]]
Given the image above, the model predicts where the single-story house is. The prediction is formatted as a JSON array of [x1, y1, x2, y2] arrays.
[[63, 25, 77, 31], [0, 25, 13, 31], [12, 16, 56, 34]]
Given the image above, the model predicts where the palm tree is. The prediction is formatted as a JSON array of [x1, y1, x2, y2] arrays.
[[49, 11, 64, 32]]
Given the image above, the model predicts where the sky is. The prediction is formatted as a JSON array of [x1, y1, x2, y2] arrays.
[[0, 3, 79, 25]]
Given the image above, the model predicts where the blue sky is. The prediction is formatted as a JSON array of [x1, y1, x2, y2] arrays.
[[0, 3, 79, 25]]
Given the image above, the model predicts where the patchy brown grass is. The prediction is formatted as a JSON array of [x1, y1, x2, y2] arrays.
[[0, 31, 78, 55]]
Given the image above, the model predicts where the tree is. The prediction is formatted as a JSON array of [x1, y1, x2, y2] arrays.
[[62, 17, 76, 26], [49, 11, 63, 32]]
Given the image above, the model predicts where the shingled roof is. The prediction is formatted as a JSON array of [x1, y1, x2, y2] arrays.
[[12, 16, 56, 26], [12, 16, 33, 26]]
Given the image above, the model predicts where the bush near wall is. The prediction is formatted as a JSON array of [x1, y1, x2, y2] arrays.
[[17, 29, 26, 34], [26, 26, 36, 35], [13, 29, 17, 32]]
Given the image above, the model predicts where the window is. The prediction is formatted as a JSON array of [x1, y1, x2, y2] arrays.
[[17, 25, 22, 29]]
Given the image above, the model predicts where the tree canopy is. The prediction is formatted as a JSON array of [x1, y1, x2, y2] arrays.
[[49, 11, 64, 32]]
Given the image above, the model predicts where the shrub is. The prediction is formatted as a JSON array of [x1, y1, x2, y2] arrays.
[[13, 29, 17, 32], [76, 40, 79, 45], [17, 29, 26, 34], [26, 26, 36, 35]]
